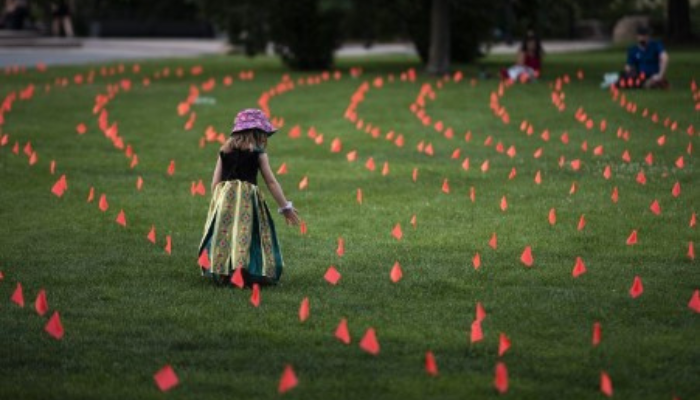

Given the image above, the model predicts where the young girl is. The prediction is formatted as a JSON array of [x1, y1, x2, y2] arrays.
[[501, 31, 543, 82], [198, 108, 299, 286]]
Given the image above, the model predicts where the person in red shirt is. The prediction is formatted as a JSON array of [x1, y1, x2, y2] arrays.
[[501, 31, 543, 82]]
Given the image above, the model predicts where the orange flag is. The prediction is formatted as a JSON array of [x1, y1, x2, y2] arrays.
[[611, 187, 619, 203], [689, 213, 696, 228], [425, 351, 439, 376], [28, 152, 37, 166], [34, 289, 48, 316], [299, 297, 310, 322], [572, 257, 587, 278], [365, 157, 376, 171], [672, 182, 681, 197], [629, 276, 643, 298], [11, 282, 24, 307], [330, 138, 342, 153], [577, 215, 586, 231], [346, 150, 357, 162], [600, 371, 613, 397], [76, 123, 87, 135], [335, 318, 351, 344], [300, 221, 308, 235], [410, 215, 417, 228], [336, 237, 345, 257], [356, 188, 363, 204], [688, 290, 700, 313], [51, 174, 67, 197], [626, 230, 638, 245], [250, 283, 261, 307], [500, 196, 507, 212], [390, 262, 403, 283], [489, 233, 497, 250], [412, 168, 418, 182], [45, 311, 64, 340], [498, 333, 511, 356], [688, 241, 695, 260], [116, 210, 127, 227], [475, 302, 486, 322], [494, 362, 508, 394], [167, 160, 175, 176], [520, 246, 533, 267], [276, 163, 287, 175], [359, 328, 380, 355], [298, 176, 308, 190], [164, 235, 172, 255], [153, 365, 178, 392], [381, 162, 390, 176], [136, 176, 143, 191], [147, 225, 156, 243], [649, 200, 661, 215], [198, 249, 210, 269], [392, 223, 403, 240], [548, 208, 556, 225], [231, 268, 244, 289], [470, 319, 483, 343], [278, 365, 299, 394], [99, 194, 109, 212], [442, 179, 450, 194], [592, 322, 602, 346], [324, 266, 341, 285], [472, 252, 481, 270]]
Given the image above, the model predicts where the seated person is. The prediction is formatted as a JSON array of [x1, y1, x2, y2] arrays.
[[501, 31, 543, 82], [617, 26, 669, 89]]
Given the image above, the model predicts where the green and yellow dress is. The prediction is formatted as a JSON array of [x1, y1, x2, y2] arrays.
[[198, 149, 284, 285]]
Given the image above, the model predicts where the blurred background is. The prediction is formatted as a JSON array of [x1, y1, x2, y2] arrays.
[[1, 0, 698, 70]]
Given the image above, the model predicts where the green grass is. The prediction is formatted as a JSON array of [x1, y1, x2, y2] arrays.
[[0, 49, 698, 400]]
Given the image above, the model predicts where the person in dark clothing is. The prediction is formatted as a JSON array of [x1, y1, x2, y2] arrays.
[[617, 26, 669, 89]]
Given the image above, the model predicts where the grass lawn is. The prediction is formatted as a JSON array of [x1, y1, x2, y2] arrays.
[[0, 48, 698, 400]]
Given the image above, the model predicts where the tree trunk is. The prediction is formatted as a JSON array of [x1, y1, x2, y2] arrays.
[[667, 0, 692, 42], [426, 0, 450, 75]]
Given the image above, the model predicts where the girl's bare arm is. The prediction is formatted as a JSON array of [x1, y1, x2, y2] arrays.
[[259, 153, 290, 207]]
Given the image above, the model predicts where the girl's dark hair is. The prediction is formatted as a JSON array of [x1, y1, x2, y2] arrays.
[[521, 32, 543, 58]]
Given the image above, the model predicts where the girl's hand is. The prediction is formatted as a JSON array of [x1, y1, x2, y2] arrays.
[[283, 208, 300, 226]]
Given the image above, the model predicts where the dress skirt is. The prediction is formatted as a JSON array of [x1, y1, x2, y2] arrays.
[[198, 180, 284, 285]]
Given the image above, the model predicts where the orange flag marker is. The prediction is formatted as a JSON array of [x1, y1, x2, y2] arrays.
[[577, 215, 586, 231], [99, 194, 109, 212], [359, 328, 380, 355], [392, 223, 403, 240], [381, 162, 390, 176], [164, 235, 172, 255], [147, 225, 156, 243], [626, 230, 638, 245], [672, 182, 681, 197], [425, 351, 439, 376], [153, 365, 179, 392], [298, 176, 308, 190], [299, 297, 310, 322], [689, 213, 696, 228], [629, 276, 643, 298], [649, 200, 661, 215], [489, 233, 497, 250], [611, 187, 619, 203], [299, 221, 307, 235], [51, 174, 67, 197], [688, 241, 695, 260], [276, 163, 287, 175], [592, 322, 602, 346], [324, 266, 341, 285], [520, 246, 534, 267], [572, 257, 587, 277], [412, 167, 418, 182], [356, 188, 363, 204], [136, 176, 143, 191], [498, 333, 511, 356], [470, 319, 483, 343], [390, 262, 403, 283], [442, 179, 450, 194], [330, 138, 342, 153], [278, 365, 298, 394], [76, 123, 87, 135], [472, 252, 481, 270], [494, 362, 508, 394], [336, 237, 345, 257], [346, 150, 357, 162], [167, 160, 175, 176], [410, 214, 417, 228], [500, 196, 508, 212], [600, 371, 613, 397], [476, 302, 486, 322], [231, 268, 244, 289], [45, 311, 64, 340], [335, 318, 351, 344], [365, 157, 376, 171], [548, 208, 556, 225], [34, 289, 48, 316], [688, 290, 700, 313], [116, 210, 127, 227], [198, 249, 210, 269], [250, 283, 261, 307], [11, 282, 24, 307], [534, 170, 542, 184]]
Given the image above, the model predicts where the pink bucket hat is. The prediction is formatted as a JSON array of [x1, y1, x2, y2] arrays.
[[230, 108, 277, 136]]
